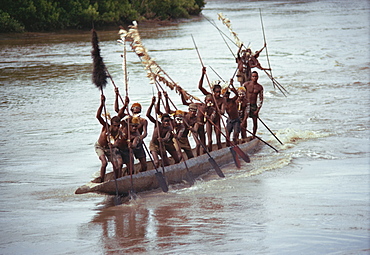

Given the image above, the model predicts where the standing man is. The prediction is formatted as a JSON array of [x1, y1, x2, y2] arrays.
[[114, 88, 148, 172], [94, 95, 124, 182], [198, 67, 225, 150], [236, 47, 251, 85], [244, 71, 264, 138], [146, 96, 180, 167], [222, 86, 240, 145]]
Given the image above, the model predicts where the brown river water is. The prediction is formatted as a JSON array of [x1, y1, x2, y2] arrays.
[[1, 0, 369, 254]]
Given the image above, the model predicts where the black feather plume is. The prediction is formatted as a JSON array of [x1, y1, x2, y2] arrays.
[[91, 29, 108, 91]]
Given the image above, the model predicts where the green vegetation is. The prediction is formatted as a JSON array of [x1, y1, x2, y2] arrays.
[[0, 0, 205, 33]]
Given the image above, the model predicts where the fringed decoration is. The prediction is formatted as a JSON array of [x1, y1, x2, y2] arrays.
[[217, 13, 243, 48], [119, 22, 201, 103]]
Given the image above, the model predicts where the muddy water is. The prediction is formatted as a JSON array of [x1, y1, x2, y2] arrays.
[[0, 0, 369, 254]]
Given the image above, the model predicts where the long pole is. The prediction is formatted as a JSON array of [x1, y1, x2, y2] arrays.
[[257, 117, 283, 145], [259, 8, 274, 89]]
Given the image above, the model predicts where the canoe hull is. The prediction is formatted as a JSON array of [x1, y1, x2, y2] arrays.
[[75, 139, 261, 195]]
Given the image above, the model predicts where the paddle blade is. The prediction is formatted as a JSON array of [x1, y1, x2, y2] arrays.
[[155, 172, 169, 192], [113, 195, 122, 206], [185, 170, 195, 186], [129, 189, 137, 200], [232, 146, 250, 163], [229, 147, 241, 168], [208, 157, 225, 178]]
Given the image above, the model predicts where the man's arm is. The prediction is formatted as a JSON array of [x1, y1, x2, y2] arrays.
[[117, 96, 130, 119], [219, 98, 226, 116], [163, 91, 175, 114], [140, 119, 148, 140], [156, 92, 163, 116], [255, 43, 266, 55], [96, 95, 107, 127], [179, 87, 191, 106], [257, 88, 264, 113], [115, 87, 130, 118], [146, 96, 157, 124], [198, 67, 209, 96]]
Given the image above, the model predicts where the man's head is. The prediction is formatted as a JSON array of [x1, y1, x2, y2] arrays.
[[188, 103, 198, 116], [213, 84, 222, 98], [110, 116, 121, 132], [237, 87, 246, 98], [129, 117, 140, 132], [131, 103, 142, 114], [205, 94, 214, 107], [251, 71, 259, 81], [161, 113, 171, 127], [174, 110, 184, 124]]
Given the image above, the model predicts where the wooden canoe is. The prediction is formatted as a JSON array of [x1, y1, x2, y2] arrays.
[[75, 139, 262, 196]]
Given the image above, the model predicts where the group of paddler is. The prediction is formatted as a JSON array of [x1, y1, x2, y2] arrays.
[[91, 14, 284, 184]]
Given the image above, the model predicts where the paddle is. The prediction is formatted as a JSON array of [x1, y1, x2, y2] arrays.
[[190, 131, 225, 177], [245, 129, 279, 153], [120, 35, 137, 200], [197, 106, 251, 163], [91, 29, 121, 205], [142, 142, 169, 192], [259, 9, 274, 89], [257, 117, 283, 145]]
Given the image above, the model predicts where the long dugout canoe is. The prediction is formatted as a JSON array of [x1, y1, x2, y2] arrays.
[[75, 139, 262, 196]]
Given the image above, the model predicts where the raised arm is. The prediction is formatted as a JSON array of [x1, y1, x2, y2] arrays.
[[156, 91, 164, 116], [96, 95, 107, 127], [198, 67, 209, 96], [163, 91, 175, 115], [255, 42, 267, 56], [115, 87, 129, 119], [229, 78, 238, 98], [236, 43, 244, 57], [146, 96, 157, 124], [179, 87, 191, 106]]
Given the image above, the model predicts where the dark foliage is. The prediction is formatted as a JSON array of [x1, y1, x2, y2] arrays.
[[0, 0, 206, 32]]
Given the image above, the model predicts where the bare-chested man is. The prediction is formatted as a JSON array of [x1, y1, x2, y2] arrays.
[[236, 47, 251, 85], [236, 43, 269, 85], [146, 96, 180, 167], [95, 95, 123, 182], [249, 43, 271, 71], [235, 86, 250, 143], [198, 94, 217, 152], [198, 67, 225, 150], [243, 71, 264, 138], [162, 92, 194, 160], [116, 117, 142, 175], [222, 85, 240, 145], [115, 88, 148, 172]]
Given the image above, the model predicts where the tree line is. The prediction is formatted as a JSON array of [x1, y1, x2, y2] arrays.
[[0, 0, 205, 33]]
